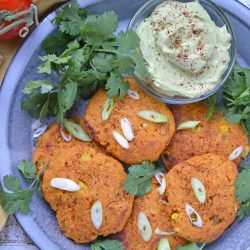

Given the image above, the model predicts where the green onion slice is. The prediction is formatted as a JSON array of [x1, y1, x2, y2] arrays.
[[91, 200, 103, 230], [185, 204, 203, 228], [128, 89, 140, 100], [63, 119, 92, 142], [50, 178, 80, 192], [157, 238, 171, 250], [177, 121, 201, 130], [137, 110, 168, 123], [228, 146, 243, 161], [155, 228, 175, 236], [120, 118, 134, 141], [191, 177, 206, 204], [102, 98, 115, 121], [155, 173, 166, 195], [113, 131, 129, 149], [137, 212, 152, 242]]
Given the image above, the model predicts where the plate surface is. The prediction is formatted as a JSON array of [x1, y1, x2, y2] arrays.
[[0, 0, 250, 249]]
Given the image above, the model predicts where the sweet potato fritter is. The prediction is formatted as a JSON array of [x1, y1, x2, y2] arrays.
[[116, 179, 187, 250], [83, 78, 175, 165], [163, 103, 248, 169], [166, 153, 239, 243]]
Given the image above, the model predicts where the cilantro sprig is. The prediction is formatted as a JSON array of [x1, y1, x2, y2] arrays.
[[91, 239, 124, 250], [205, 65, 250, 136], [124, 161, 162, 196], [21, 0, 148, 125], [235, 157, 250, 219], [0, 161, 47, 215]]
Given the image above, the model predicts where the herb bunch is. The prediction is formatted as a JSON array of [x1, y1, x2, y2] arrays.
[[223, 65, 250, 133], [0, 161, 47, 215], [205, 65, 250, 136], [22, 0, 148, 125]]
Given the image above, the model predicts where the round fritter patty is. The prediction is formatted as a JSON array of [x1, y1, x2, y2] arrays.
[[116, 179, 187, 250], [41, 144, 134, 243], [83, 78, 175, 165], [163, 103, 248, 169], [32, 119, 105, 172], [166, 153, 239, 243]]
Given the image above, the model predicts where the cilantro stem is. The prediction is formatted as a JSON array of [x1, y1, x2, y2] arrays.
[[223, 95, 235, 104], [93, 49, 117, 54]]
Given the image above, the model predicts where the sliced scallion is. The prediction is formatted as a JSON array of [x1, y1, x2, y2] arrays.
[[63, 119, 92, 142], [191, 178, 206, 204], [127, 89, 140, 100], [33, 124, 48, 139], [157, 238, 171, 250], [120, 118, 134, 141], [137, 212, 152, 241], [155, 228, 175, 236], [91, 200, 103, 230], [50, 178, 80, 192], [185, 203, 203, 228], [155, 172, 166, 195], [113, 131, 129, 149], [102, 98, 115, 121], [228, 146, 244, 161], [137, 110, 168, 123], [60, 127, 72, 142], [177, 121, 201, 130]]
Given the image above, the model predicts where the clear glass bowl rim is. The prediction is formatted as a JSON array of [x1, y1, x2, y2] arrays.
[[127, 0, 236, 104]]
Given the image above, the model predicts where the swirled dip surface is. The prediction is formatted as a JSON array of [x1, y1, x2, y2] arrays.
[[136, 1, 231, 98]]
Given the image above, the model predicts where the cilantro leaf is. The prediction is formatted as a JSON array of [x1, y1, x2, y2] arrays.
[[238, 201, 250, 220], [17, 161, 36, 180], [204, 94, 217, 120], [81, 11, 117, 44], [0, 189, 33, 214], [21, 92, 48, 119], [114, 30, 148, 77], [22, 80, 54, 95], [235, 168, 250, 203], [58, 81, 78, 111], [116, 30, 140, 52], [91, 239, 124, 250], [0, 161, 47, 215], [61, 40, 80, 56], [91, 54, 114, 73], [131, 51, 149, 77], [55, 0, 87, 36], [41, 33, 71, 55], [38, 54, 71, 75], [177, 243, 206, 250], [57, 81, 78, 124], [234, 157, 250, 220], [106, 73, 129, 100], [3, 176, 21, 192], [124, 161, 158, 196]]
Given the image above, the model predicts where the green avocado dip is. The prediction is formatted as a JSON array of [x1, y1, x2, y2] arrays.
[[136, 1, 231, 98]]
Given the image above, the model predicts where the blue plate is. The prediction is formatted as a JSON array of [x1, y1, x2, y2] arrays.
[[0, 1, 249, 249]]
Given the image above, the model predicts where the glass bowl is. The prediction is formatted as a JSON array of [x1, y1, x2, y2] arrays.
[[127, 0, 236, 104]]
